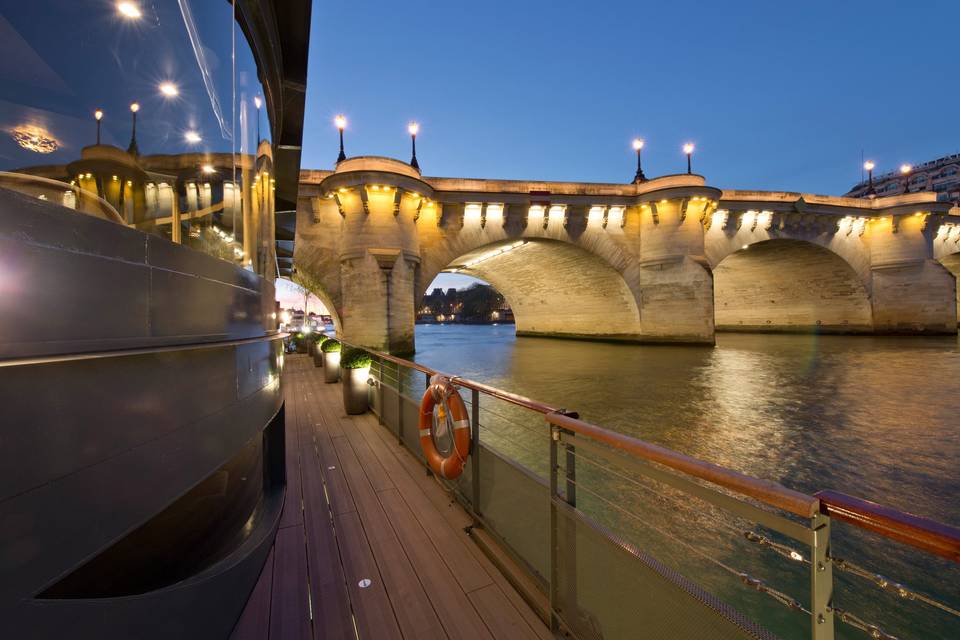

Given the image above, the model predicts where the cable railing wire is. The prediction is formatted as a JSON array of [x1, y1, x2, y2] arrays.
[[570, 444, 948, 640]]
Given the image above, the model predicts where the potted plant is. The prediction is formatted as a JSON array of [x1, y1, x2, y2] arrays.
[[295, 332, 308, 354], [321, 338, 341, 383], [312, 335, 328, 367], [340, 347, 372, 414]]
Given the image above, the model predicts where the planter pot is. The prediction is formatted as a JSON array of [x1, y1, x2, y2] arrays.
[[296, 339, 308, 354], [341, 366, 370, 414], [323, 351, 341, 383], [312, 342, 323, 367]]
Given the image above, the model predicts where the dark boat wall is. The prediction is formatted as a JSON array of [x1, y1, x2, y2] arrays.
[[0, 1, 311, 637]]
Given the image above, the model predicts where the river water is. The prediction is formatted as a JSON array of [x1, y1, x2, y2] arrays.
[[410, 324, 959, 639]]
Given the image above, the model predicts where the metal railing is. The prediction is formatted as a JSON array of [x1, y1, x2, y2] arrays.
[[341, 342, 959, 640]]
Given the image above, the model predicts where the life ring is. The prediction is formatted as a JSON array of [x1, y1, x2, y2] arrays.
[[418, 375, 471, 479]]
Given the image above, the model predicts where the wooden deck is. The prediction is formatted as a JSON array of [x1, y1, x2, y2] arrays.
[[231, 355, 551, 640]]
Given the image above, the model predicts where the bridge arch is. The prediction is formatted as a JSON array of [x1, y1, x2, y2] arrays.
[[423, 238, 643, 340], [713, 238, 874, 333]]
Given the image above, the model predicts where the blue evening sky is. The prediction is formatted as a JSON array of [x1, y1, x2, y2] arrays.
[[293, 0, 960, 294]]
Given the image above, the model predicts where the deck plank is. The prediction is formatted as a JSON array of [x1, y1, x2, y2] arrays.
[[468, 583, 544, 640], [378, 488, 494, 640], [230, 547, 274, 640], [279, 376, 304, 529], [359, 404, 553, 640], [329, 431, 447, 639], [233, 356, 551, 640], [269, 525, 311, 640], [334, 510, 404, 640], [346, 414, 493, 594], [293, 373, 355, 640]]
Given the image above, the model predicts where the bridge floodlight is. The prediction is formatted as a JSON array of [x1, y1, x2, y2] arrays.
[[632, 138, 646, 183], [683, 143, 694, 174], [408, 121, 420, 170], [334, 114, 347, 163]]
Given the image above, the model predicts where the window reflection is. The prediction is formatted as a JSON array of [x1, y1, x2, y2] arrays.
[[0, 1, 275, 277]]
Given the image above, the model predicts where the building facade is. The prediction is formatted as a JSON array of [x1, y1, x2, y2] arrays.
[[846, 154, 960, 203]]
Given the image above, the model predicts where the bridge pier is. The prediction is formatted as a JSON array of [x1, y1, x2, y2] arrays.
[[636, 193, 717, 343], [339, 248, 418, 354], [868, 214, 956, 333]]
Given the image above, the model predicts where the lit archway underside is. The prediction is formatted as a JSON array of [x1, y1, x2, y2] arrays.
[[938, 253, 960, 324], [714, 239, 874, 333], [449, 239, 642, 341]]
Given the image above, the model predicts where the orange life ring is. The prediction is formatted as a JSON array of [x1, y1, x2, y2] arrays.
[[418, 375, 472, 479]]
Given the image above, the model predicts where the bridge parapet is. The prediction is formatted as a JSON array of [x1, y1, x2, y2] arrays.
[[294, 161, 959, 352]]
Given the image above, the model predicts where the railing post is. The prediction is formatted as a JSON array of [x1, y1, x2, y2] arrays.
[[376, 356, 384, 426], [549, 423, 561, 633], [471, 388, 481, 516], [564, 429, 576, 507], [810, 511, 834, 640], [397, 361, 404, 446]]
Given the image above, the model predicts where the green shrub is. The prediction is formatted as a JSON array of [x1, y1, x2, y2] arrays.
[[320, 338, 342, 353], [341, 347, 372, 370], [314, 335, 329, 348]]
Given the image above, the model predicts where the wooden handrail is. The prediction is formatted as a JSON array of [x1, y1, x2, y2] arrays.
[[546, 411, 819, 518], [815, 490, 960, 563], [347, 341, 561, 414]]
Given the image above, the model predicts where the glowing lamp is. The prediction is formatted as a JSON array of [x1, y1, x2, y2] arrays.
[[334, 114, 347, 162], [408, 121, 420, 170], [683, 143, 695, 174], [864, 160, 877, 197], [632, 138, 646, 182], [117, 2, 142, 19]]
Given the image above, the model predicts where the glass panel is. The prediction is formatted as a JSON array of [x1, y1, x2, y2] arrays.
[[555, 504, 778, 640], [0, 1, 274, 276]]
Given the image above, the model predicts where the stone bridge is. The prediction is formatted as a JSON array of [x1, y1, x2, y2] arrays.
[[292, 157, 960, 353]]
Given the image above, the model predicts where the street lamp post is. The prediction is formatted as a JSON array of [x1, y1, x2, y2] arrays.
[[864, 160, 876, 197], [254, 96, 262, 145], [95, 109, 103, 145], [408, 121, 420, 170], [335, 114, 347, 163], [683, 143, 694, 174], [127, 102, 140, 155], [632, 138, 646, 183], [900, 163, 912, 195]]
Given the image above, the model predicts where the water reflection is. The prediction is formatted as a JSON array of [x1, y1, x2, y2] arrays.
[[0, 0, 275, 274]]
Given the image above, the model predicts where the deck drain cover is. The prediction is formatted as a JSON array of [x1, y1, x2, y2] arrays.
[[358, 579, 372, 588]]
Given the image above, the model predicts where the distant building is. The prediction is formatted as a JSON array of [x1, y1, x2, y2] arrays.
[[845, 153, 960, 203], [418, 284, 513, 324]]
